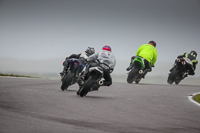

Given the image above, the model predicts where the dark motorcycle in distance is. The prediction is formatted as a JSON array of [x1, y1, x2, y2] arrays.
[[127, 56, 145, 84], [167, 57, 192, 85], [60, 58, 87, 91], [77, 64, 108, 97]]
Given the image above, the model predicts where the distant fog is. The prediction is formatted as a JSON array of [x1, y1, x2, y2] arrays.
[[1, 58, 199, 79]]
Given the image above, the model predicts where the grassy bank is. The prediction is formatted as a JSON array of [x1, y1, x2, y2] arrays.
[[0, 73, 38, 78], [193, 94, 200, 104]]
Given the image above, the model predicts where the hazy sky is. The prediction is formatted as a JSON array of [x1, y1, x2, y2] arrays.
[[0, 0, 200, 77]]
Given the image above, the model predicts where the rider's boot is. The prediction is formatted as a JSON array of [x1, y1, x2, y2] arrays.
[[80, 64, 90, 80], [169, 62, 177, 72], [169, 66, 175, 72], [78, 78, 84, 87], [77, 87, 81, 95], [60, 66, 68, 77], [126, 63, 133, 71], [80, 72, 86, 80], [60, 70, 66, 77], [127, 56, 136, 71], [60, 60, 69, 76], [141, 69, 151, 78], [126, 66, 132, 71]]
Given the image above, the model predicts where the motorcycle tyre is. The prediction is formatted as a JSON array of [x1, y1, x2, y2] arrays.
[[127, 67, 139, 84], [79, 76, 96, 97], [61, 72, 74, 91], [135, 78, 141, 84], [175, 80, 181, 85], [167, 69, 179, 84], [175, 77, 183, 85]]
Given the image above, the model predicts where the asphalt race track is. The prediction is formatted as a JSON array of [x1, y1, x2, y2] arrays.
[[0, 77, 200, 133]]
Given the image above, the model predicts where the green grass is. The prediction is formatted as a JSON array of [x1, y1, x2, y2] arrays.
[[193, 94, 200, 104], [0, 73, 38, 78]]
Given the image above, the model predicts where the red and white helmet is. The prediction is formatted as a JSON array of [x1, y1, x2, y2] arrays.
[[148, 40, 156, 47], [102, 45, 111, 52]]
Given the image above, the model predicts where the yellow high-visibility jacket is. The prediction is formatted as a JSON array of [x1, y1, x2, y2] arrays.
[[136, 44, 157, 66]]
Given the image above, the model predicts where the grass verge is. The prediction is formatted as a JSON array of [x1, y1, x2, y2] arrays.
[[193, 94, 200, 104], [0, 73, 38, 78]]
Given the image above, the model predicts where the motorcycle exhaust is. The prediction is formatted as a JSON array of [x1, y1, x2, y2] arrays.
[[182, 61, 186, 65], [139, 70, 143, 74], [182, 72, 188, 78], [99, 80, 104, 85], [177, 58, 180, 62]]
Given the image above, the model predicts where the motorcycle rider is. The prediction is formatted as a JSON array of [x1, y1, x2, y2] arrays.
[[170, 50, 198, 76], [126, 40, 157, 78], [81, 45, 116, 86], [60, 47, 95, 76]]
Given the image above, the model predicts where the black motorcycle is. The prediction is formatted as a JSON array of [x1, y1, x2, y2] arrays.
[[127, 56, 146, 84], [167, 57, 192, 85], [77, 64, 108, 97], [61, 58, 86, 91]]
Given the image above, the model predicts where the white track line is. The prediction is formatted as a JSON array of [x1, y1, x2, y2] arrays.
[[188, 92, 200, 106]]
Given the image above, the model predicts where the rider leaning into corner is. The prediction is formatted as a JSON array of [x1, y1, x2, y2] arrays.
[[170, 50, 198, 77], [81, 45, 116, 86], [60, 47, 95, 76], [126, 41, 157, 78]]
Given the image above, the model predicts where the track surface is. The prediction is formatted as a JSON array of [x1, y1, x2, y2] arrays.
[[0, 77, 200, 133]]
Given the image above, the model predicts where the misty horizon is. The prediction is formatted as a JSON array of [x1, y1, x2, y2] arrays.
[[1, 57, 199, 78], [0, 0, 200, 79]]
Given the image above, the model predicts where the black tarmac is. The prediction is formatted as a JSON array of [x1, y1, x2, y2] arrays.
[[0, 77, 200, 133]]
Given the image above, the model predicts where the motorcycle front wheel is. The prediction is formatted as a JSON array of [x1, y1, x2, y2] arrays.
[[79, 76, 96, 97]]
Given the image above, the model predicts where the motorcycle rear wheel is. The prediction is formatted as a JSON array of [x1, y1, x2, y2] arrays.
[[167, 69, 179, 84], [135, 78, 141, 84], [61, 72, 74, 91], [127, 67, 139, 84], [175, 80, 181, 85]]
